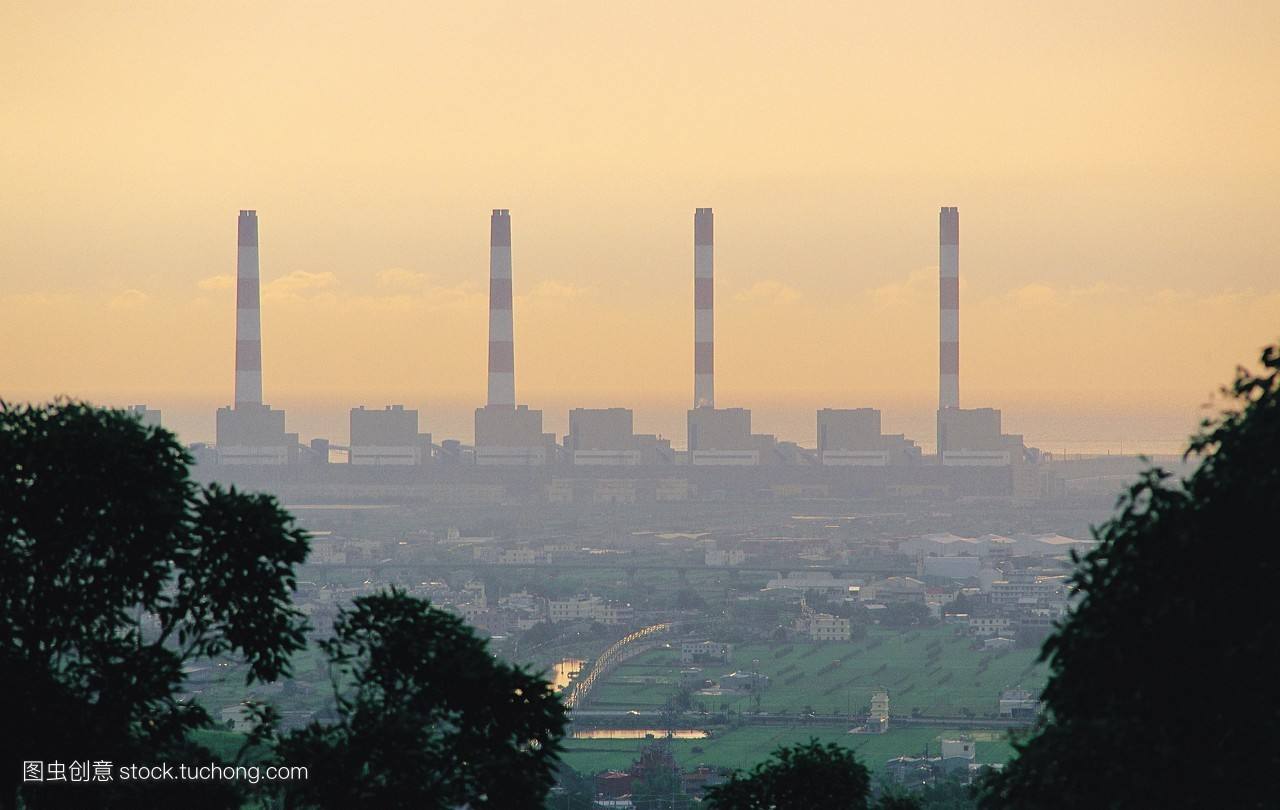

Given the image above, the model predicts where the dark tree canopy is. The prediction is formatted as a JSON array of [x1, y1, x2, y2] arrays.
[[703, 738, 872, 809], [274, 589, 567, 809], [0, 401, 310, 809], [980, 345, 1280, 809]]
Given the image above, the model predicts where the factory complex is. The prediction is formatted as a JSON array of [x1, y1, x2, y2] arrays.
[[136, 205, 1059, 499]]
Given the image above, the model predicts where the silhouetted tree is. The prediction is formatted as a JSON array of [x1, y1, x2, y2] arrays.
[[704, 738, 871, 809], [906, 771, 981, 809], [631, 767, 695, 810], [879, 601, 932, 629], [273, 589, 566, 809], [875, 794, 924, 810], [545, 763, 595, 810], [979, 345, 1280, 809], [0, 401, 309, 809], [674, 589, 707, 611]]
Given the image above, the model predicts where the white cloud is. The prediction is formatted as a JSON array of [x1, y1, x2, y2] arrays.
[[197, 274, 233, 291], [527, 280, 589, 300], [1002, 281, 1120, 309], [108, 289, 149, 309], [868, 268, 935, 306], [376, 268, 431, 289], [735, 280, 801, 304], [263, 271, 338, 299]]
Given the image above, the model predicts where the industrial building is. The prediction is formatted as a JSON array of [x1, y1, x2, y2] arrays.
[[939, 206, 960, 416], [486, 208, 515, 409], [685, 207, 789, 466], [127, 404, 161, 428], [937, 407, 1027, 466], [694, 207, 715, 409], [474, 208, 556, 465], [931, 204, 1043, 497], [475, 404, 556, 465], [817, 408, 921, 466], [686, 407, 788, 466], [186, 203, 1060, 498], [214, 210, 298, 466], [215, 404, 298, 466], [349, 405, 432, 466], [565, 408, 673, 465]]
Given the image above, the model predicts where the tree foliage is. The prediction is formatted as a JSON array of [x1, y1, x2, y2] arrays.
[[273, 589, 567, 809], [631, 768, 695, 810], [979, 345, 1280, 809], [703, 738, 871, 809], [0, 401, 309, 809]]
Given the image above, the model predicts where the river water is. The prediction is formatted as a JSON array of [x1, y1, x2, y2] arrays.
[[552, 658, 585, 692]]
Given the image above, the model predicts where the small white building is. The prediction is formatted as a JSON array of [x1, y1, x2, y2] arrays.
[[968, 616, 1014, 637], [794, 603, 852, 641], [998, 689, 1042, 718], [868, 690, 890, 732], [548, 595, 634, 625], [681, 640, 732, 664], [705, 548, 746, 567]]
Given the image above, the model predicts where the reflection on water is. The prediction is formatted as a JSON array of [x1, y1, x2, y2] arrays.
[[572, 729, 709, 740], [552, 659, 585, 692]]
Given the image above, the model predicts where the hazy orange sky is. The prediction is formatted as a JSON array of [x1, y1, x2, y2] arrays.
[[2, 2, 1278, 450]]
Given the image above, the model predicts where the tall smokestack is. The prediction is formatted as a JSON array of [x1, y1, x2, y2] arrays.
[[487, 209, 515, 408], [235, 210, 262, 407], [694, 207, 714, 409], [939, 206, 959, 411]]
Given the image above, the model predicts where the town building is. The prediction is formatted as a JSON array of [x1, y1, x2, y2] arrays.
[[794, 602, 853, 641], [705, 548, 745, 567], [547, 595, 634, 625]]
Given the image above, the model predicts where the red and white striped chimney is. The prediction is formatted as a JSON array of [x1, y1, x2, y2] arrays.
[[487, 209, 515, 408], [235, 210, 262, 407], [939, 206, 960, 410], [694, 207, 714, 409]]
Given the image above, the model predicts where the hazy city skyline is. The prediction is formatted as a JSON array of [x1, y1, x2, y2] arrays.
[[3, 3, 1277, 451]]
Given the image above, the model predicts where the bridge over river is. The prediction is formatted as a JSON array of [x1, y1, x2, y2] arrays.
[[561, 622, 675, 710]]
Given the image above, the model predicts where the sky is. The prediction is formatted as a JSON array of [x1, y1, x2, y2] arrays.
[[2, 1, 1278, 451]]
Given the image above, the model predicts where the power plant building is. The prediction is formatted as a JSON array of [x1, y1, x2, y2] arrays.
[[937, 407, 1026, 466], [474, 208, 555, 465], [939, 206, 960, 413], [487, 208, 515, 408], [215, 210, 297, 466], [475, 404, 555, 465], [687, 407, 782, 466], [931, 206, 1029, 470], [694, 207, 715, 409], [349, 405, 432, 466], [817, 408, 921, 466], [216, 404, 297, 465], [684, 208, 783, 465], [183, 203, 1057, 497], [566, 408, 673, 465], [127, 404, 162, 428], [937, 205, 962, 456]]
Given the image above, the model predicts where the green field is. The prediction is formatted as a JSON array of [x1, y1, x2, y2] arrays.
[[587, 626, 1046, 718], [560, 724, 1019, 776]]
